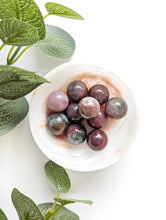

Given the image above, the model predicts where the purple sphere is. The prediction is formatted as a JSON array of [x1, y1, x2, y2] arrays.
[[66, 103, 82, 122], [88, 109, 107, 129], [105, 97, 128, 119], [67, 80, 88, 102], [47, 90, 69, 112], [88, 84, 109, 104], [87, 130, 108, 151], [79, 97, 100, 119]]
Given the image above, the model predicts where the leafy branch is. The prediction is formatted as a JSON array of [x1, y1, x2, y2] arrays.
[[0, 1, 87, 219], [1, 161, 93, 220], [0, 0, 83, 137], [0, 1, 83, 65]]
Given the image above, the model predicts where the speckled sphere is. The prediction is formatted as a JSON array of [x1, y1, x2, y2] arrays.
[[47, 113, 69, 135], [66, 103, 82, 122], [79, 97, 100, 119], [105, 97, 128, 119], [67, 80, 88, 102], [66, 124, 87, 145], [47, 90, 69, 112]]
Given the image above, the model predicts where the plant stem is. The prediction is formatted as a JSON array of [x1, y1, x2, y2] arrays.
[[43, 13, 51, 19], [49, 201, 57, 213], [10, 46, 22, 63], [57, 193, 60, 198], [44, 202, 73, 220], [0, 43, 6, 51], [12, 45, 31, 64], [7, 46, 15, 64], [51, 204, 65, 215], [44, 201, 57, 220], [7, 45, 32, 65], [44, 211, 53, 220]]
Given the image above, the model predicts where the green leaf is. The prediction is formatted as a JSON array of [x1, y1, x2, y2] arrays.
[[54, 198, 93, 206], [45, 161, 71, 194], [0, 65, 49, 99], [0, 19, 39, 46], [0, 209, 8, 220], [45, 2, 83, 20], [0, 97, 29, 136], [34, 25, 76, 59], [0, 0, 45, 40], [11, 188, 44, 220], [38, 203, 79, 220]]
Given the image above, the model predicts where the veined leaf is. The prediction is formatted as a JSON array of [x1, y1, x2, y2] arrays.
[[0, 19, 39, 46], [34, 25, 75, 59], [0, 0, 45, 40], [38, 203, 79, 220], [45, 2, 83, 20], [11, 188, 44, 220], [45, 161, 71, 194], [0, 65, 49, 99], [54, 198, 93, 206], [0, 209, 8, 220], [0, 97, 29, 136]]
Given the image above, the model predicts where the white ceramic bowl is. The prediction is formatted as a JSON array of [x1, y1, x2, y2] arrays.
[[29, 62, 139, 171]]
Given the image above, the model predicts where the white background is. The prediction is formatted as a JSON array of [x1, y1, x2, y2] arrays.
[[0, 0, 166, 219]]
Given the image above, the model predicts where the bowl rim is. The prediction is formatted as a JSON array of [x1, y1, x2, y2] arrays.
[[29, 61, 140, 172]]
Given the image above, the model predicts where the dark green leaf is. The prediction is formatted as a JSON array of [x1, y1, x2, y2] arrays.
[[0, 0, 45, 40], [54, 198, 93, 206], [45, 2, 83, 20], [34, 25, 75, 59], [0, 209, 8, 220], [38, 203, 79, 220], [0, 97, 29, 136], [0, 19, 39, 46], [45, 161, 71, 194], [11, 188, 44, 220], [0, 65, 49, 99]]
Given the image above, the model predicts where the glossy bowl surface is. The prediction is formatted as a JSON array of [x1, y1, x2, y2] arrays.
[[29, 62, 139, 171]]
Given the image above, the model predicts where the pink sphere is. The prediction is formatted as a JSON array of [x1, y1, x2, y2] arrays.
[[79, 97, 100, 119], [47, 91, 69, 112]]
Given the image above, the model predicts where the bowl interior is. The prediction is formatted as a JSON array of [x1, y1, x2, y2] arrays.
[[29, 63, 139, 171]]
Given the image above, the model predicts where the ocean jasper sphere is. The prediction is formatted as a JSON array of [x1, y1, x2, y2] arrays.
[[66, 103, 82, 122], [88, 84, 109, 104], [67, 80, 88, 102], [105, 97, 128, 119], [87, 130, 108, 151], [79, 97, 100, 119], [66, 124, 87, 144], [47, 90, 69, 112], [47, 113, 68, 135], [88, 109, 107, 129]]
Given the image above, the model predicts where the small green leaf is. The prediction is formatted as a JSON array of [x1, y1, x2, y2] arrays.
[[38, 203, 79, 220], [0, 97, 29, 136], [0, 0, 45, 40], [0, 209, 8, 220], [54, 198, 93, 206], [11, 188, 44, 220], [45, 161, 71, 194], [45, 2, 83, 20], [34, 25, 75, 59], [0, 65, 49, 99], [0, 19, 39, 46]]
